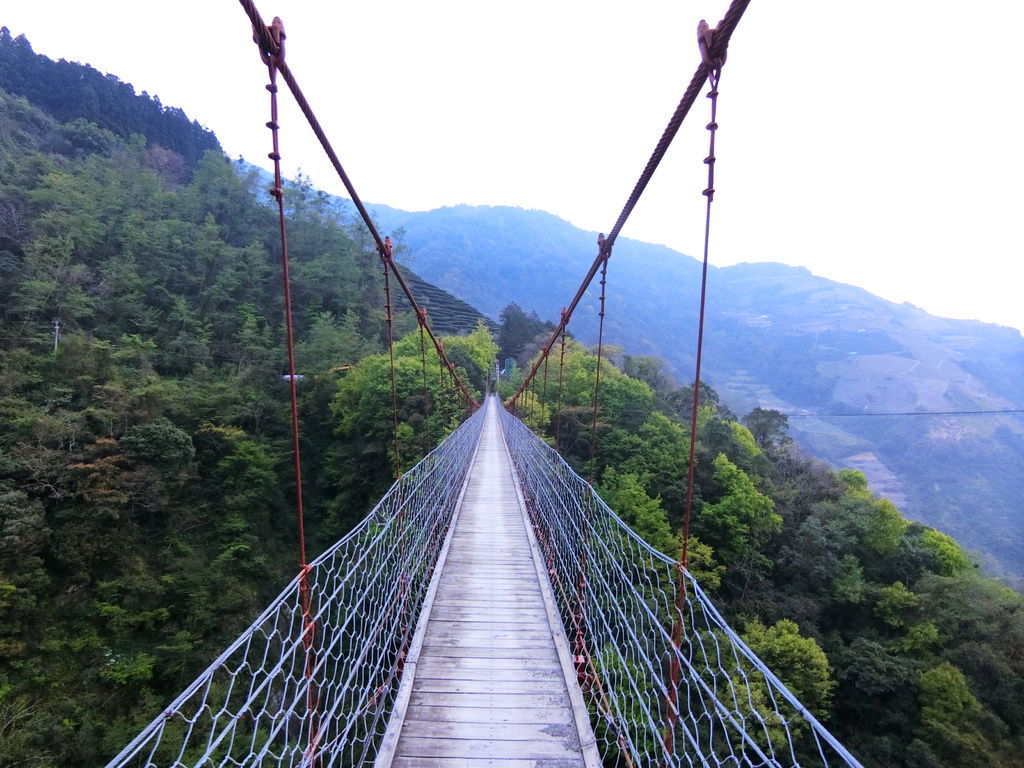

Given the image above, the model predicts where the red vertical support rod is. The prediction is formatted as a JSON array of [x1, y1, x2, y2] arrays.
[[418, 307, 432, 450], [541, 349, 550, 424], [381, 238, 402, 478], [555, 312, 567, 451], [665, 24, 724, 757], [252, 16, 321, 765], [588, 236, 611, 482]]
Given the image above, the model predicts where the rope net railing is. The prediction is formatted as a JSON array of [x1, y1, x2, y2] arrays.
[[105, 405, 485, 768], [498, 405, 863, 768]]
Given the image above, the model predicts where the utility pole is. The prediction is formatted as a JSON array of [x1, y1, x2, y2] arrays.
[[52, 318, 60, 352]]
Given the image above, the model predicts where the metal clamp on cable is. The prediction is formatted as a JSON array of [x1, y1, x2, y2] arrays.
[[697, 18, 726, 75], [253, 15, 285, 66]]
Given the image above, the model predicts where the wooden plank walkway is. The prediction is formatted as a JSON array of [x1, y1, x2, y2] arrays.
[[377, 397, 599, 768]]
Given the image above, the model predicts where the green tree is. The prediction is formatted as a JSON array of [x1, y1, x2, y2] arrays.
[[298, 310, 374, 373], [684, 536, 725, 591], [865, 498, 908, 556], [917, 662, 990, 763], [119, 419, 195, 471], [497, 302, 551, 361], [875, 581, 920, 628], [832, 554, 867, 604], [598, 467, 679, 559], [919, 529, 971, 577], [696, 453, 781, 565], [742, 407, 790, 451], [605, 411, 687, 516], [742, 618, 836, 715]]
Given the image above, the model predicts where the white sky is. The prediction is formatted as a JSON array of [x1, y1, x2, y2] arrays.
[[5, 1, 1023, 332]]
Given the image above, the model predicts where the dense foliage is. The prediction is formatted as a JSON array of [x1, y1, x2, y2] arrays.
[[500, 330, 1023, 768], [0, 83, 483, 765], [496, 301, 553, 361], [329, 322, 495, 528]]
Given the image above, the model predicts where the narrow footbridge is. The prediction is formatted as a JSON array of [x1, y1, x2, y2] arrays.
[[108, 397, 862, 768]]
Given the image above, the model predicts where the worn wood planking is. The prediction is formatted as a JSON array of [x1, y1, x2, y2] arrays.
[[422, 636, 557, 650], [418, 645, 558, 660], [402, 691, 572, 709], [399, 720, 579, 743], [427, 601, 550, 611], [414, 665, 563, 683], [412, 678, 568, 695], [424, 630, 553, 643], [388, 399, 587, 766], [431, 598, 545, 609], [426, 605, 550, 617], [403, 704, 575, 725], [392, 761, 580, 768], [434, 582, 541, 593], [415, 655, 559, 672], [425, 630, 553, 644], [425, 618, 550, 631], [396, 736, 581, 761]]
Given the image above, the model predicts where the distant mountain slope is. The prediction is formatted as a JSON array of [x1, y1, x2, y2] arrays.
[[399, 271, 497, 336], [367, 203, 1024, 583], [236, 171, 495, 338]]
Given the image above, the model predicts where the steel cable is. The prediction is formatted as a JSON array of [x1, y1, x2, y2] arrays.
[[507, 0, 751, 408], [238, 0, 478, 410]]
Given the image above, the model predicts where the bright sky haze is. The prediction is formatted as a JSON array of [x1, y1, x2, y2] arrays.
[[5, 1, 1023, 332]]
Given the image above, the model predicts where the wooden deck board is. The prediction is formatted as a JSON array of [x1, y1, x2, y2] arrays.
[[392, 761, 583, 768], [414, 666, 563, 683], [385, 398, 590, 767], [399, 691, 572, 709], [403, 704, 575, 725], [418, 646, 558, 660], [396, 736, 581, 761], [414, 656, 559, 672]]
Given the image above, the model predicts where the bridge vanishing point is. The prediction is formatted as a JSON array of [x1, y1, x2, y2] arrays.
[[107, 396, 863, 768]]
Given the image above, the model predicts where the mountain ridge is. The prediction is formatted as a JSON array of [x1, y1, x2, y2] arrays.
[[361, 201, 1024, 583]]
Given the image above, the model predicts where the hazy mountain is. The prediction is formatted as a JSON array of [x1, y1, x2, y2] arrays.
[[367, 203, 1024, 583]]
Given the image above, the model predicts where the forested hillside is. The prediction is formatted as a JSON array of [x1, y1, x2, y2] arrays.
[[0, 27, 220, 170], [496, 325, 1023, 767], [0, 78, 490, 764], [367, 203, 1024, 584]]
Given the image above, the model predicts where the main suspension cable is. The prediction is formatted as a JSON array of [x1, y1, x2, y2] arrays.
[[239, 0, 478, 411], [505, 0, 750, 408]]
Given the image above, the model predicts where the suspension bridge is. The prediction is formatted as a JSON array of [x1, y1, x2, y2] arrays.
[[105, 0, 866, 765], [106, 396, 861, 767]]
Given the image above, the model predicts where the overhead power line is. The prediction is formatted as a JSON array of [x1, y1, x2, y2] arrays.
[[803, 408, 1024, 418]]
